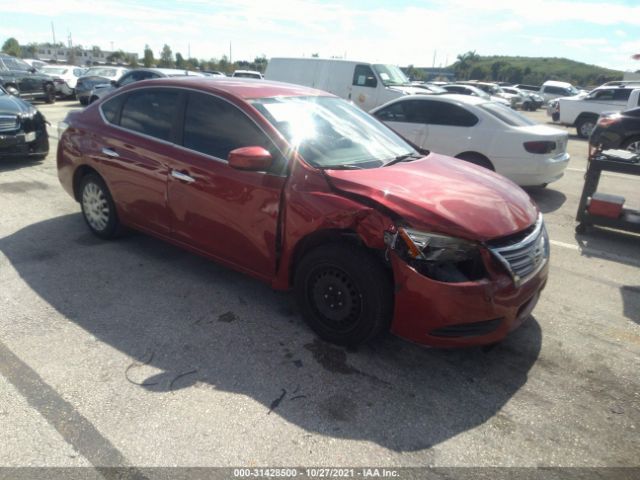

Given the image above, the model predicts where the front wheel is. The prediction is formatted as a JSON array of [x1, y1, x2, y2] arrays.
[[80, 174, 120, 239], [294, 243, 393, 346], [621, 136, 640, 154], [576, 116, 597, 139]]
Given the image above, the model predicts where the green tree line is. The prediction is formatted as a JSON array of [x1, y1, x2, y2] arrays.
[[450, 51, 623, 86], [2, 37, 268, 74]]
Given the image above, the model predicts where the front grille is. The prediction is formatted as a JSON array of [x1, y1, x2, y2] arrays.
[[0, 115, 19, 132], [488, 214, 549, 286]]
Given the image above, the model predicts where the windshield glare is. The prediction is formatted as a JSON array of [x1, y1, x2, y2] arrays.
[[252, 96, 416, 169], [86, 68, 117, 77], [43, 67, 68, 75], [373, 64, 409, 86], [480, 102, 537, 127]]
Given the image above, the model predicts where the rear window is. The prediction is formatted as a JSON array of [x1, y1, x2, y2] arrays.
[[480, 102, 537, 127]]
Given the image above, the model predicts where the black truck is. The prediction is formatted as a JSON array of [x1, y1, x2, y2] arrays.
[[0, 54, 56, 103]]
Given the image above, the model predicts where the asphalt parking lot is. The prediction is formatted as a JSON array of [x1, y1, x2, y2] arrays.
[[0, 100, 638, 469]]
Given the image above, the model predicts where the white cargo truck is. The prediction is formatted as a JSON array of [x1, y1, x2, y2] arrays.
[[264, 57, 429, 111]]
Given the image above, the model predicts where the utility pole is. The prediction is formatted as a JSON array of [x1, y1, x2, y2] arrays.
[[432, 50, 437, 68], [188, 43, 190, 59], [229, 41, 232, 63], [51, 22, 56, 44]]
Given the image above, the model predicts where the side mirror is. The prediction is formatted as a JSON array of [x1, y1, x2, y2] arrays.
[[29, 67, 36, 74], [228, 146, 273, 171], [110, 80, 118, 87]]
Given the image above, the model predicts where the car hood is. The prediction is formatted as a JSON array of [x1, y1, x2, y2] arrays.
[[0, 94, 36, 116], [324, 153, 538, 241]]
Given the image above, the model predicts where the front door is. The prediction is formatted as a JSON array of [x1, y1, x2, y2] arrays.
[[167, 91, 286, 281], [349, 64, 379, 111]]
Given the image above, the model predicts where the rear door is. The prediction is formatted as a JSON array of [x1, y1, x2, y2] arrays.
[[167, 91, 286, 280], [95, 88, 180, 234]]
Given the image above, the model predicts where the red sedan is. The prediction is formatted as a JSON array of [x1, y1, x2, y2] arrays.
[[57, 77, 549, 347]]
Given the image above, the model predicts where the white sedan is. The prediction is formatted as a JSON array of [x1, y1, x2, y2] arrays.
[[41, 65, 86, 97], [371, 94, 570, 187]]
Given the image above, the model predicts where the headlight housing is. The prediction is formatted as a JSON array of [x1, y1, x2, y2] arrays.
[[385, 227, 486, 282]]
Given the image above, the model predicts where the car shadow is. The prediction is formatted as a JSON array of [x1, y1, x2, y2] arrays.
[[525, 187, 567, 214], [0, 158, 45, 173], [0, 214, 542, 452], [574, 228, 640, 268]]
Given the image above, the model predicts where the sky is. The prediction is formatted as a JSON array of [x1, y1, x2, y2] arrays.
[[1, 0, 639, 72]]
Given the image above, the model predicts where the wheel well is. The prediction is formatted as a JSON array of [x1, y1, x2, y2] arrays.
[[575, 112, 598, 125], [455, 151, 495, 170], [289, 229, 382, 285], [72, 165, 100, 201]]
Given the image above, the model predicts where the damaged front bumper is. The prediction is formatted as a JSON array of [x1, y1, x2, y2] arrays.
[[389, 252, 548, 347]]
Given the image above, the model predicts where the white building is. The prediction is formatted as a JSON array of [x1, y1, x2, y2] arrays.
[[35, 45, 138, 66]]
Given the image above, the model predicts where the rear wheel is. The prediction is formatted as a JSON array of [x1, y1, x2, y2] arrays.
[[79, 97, 89, 106], [576, 116, 597, 139], [44, 84, 56, 104], [621, 136, 640, 154], [294, 243, 393, 346], [89, 95, 99, 104], [79, 174, 120, 239], [455, 152, 494, 170]]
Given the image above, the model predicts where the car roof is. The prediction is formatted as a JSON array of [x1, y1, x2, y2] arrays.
[[371, 93, 488, 112], [118, 77, 334, 99], [135, 67, 203, 76]]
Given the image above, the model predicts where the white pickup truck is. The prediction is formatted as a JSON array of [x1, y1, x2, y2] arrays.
[[548, 85, 640, 138]]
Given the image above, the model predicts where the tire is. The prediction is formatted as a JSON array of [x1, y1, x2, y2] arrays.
[[621, 136, 640, 154], [79, 97, 89, 106], [294, 243, 393, 346], [89, 95, 99, 104], [44, 84, 56, 104], [6, 85, 19, 96], [522, 102, 531, 111], [455, 152, 494, 170], [576, 116, 597, 139], [79, 173, 121, 239]]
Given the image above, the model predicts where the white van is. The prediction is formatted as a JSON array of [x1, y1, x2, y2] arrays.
[[539, 80, 582, 103], [264, 57, 428, 111]]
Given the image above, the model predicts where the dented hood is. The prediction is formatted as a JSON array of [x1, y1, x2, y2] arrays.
[[325, 153, 538, 241]]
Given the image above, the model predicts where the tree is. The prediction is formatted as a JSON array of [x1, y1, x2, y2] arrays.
[[187, 57, 199, 69], [159, 44, 173, 67], [143, 45, 154, 67], [175, 52, 186, 69], [490, 61, 508, 81], [311, 53, 319, 58], [2, 37, 21, 57], [453, 50, 479, 80], [22, 42, 38, 59], [469, 65, 489, 81], [218, 54, 229, 73]]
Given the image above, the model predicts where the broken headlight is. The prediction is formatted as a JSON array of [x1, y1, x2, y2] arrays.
[[385, 227, 487, 282]]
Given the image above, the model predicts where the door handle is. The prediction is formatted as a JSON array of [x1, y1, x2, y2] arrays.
[[101, 147, 119, 158], [171, 170, 195, 183]]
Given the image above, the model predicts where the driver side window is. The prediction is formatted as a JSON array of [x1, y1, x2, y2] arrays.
[[352, 65, 377, 88]]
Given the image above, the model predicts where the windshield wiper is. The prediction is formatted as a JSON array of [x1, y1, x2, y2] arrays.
[[318, 164, 366, 170], [384, 153, 422, 167]]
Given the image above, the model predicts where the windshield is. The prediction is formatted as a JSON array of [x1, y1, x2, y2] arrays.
[[251, 96, 416, 169], [85, 68, 118, 77], [480, 102, 537, 126], [373, 64, 410, 86], [43, 67, 68, 75], [567, 86, 580, 96]]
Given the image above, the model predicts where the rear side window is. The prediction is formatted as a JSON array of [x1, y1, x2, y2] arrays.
[[417, 100, 478, 127], [613, 89, 632, 101], [543, 86, 565, 95], [120, 89, 179, 141], [480, 102, 536, 127], [101, 94, 126, 124], [182, 92, 274, 160], [352, 65, 377, 88]]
